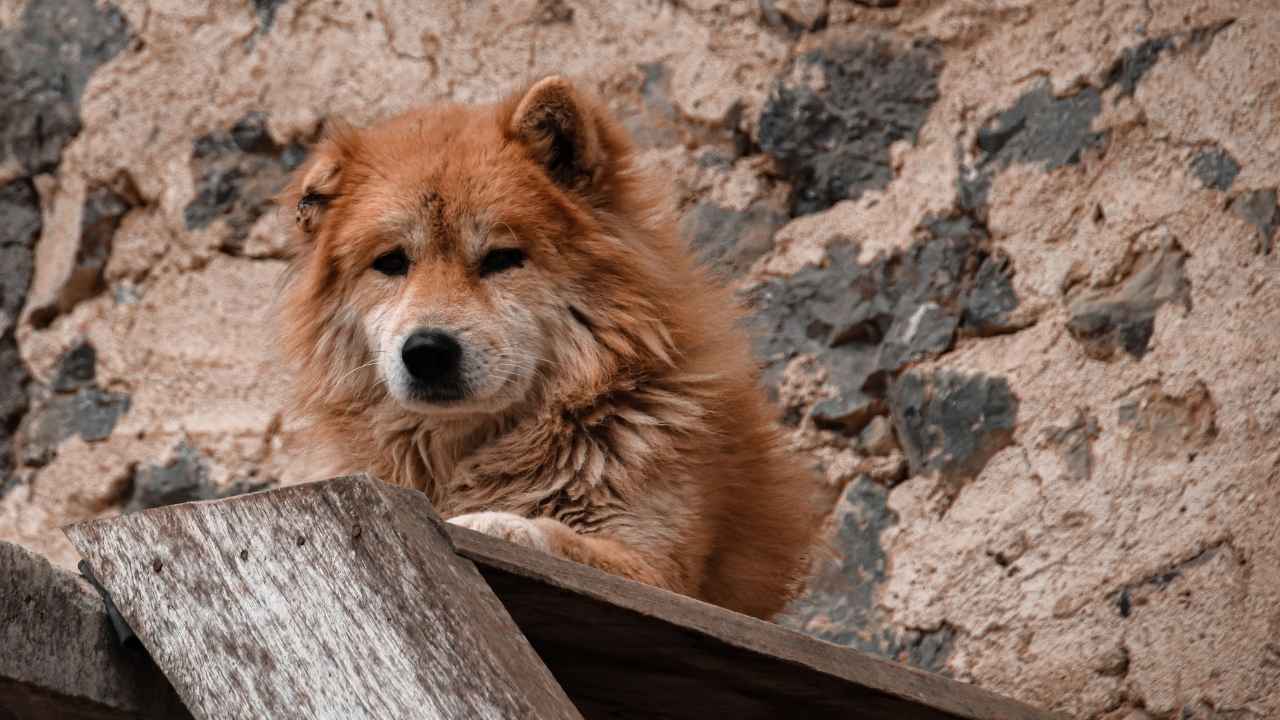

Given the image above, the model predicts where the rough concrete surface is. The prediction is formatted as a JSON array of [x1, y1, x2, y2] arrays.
[[0, 1, 1277, 718]]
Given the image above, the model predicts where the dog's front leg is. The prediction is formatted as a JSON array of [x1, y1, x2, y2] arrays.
[[448, 512, 688, 594]]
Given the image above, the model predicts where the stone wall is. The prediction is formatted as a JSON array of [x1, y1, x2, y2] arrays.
[[2, 1, 1277, 718]]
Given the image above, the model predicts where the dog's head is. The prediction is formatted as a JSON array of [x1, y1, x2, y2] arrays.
[[280, 77, 679, 420]]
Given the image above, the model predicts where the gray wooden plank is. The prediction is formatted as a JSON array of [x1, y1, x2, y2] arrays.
[[449, 525, 1067, 720], [0, 540, 191, 720], [63, 476, 582, 720]]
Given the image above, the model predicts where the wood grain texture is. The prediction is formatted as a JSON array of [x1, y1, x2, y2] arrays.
[[449, 525, 1066, 720], [63, 476, 582, 720], [0, 540, 191, 720]]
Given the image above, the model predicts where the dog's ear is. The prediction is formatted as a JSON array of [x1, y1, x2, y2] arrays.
[[507, 76, 614, 195], [282, 139, 345, 247]]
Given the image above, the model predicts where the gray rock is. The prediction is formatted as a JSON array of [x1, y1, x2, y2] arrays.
[[253, 0, 287, 35], [859, 415, 897, 456], [126, 442, 209, 512], [780, 476, 954, 673], [1066, 239, 1192, 360], [1189, 147, 1240, 192], [0, 179, 40, 495], [680, 200, 785, 277], [758, 36, 942, 216], [1229, 189, 1277, 255], [26, 388, 130, 453], [126, 443, 277, 512], [0, 0, 133, 175], [975, 81, 1107, 173], [751, 213, 1019, 424], [888, 369, 1019, 491], [1103, 22, 1233, 99], [51, 342, 97, 393], [962, 251, 1019, 335], [1103, 36, 1173, 97], [811, 392, 883, 435], [184, 112, 308, 253]]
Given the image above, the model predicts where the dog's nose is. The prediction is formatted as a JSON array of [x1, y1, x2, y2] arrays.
[[401, 330, 462, 383]]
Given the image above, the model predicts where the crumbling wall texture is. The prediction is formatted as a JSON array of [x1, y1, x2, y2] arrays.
[[1, 1, 1277, 718]]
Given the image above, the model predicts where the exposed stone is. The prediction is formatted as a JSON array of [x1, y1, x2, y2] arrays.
[[25, 389, 130, 453], [1189, 146, 1240, 192], [873, 301, 957, 375], [962, 251, 1019, 336], [859, 415, 897, 456], [126, 442, 210, 512], [888, 369, 1018, 489], [680, 200, 785, 276], [184, 112, 308, 254], [1066, 239, 1192, 360], [28, 186, 133, 328], [253, 0, 286, 35], [781, 477, 896, 651], [1103, 22, 1235, 99], [894, 624, 955, 675], [752, 214, 1019, 425], [1229, 189, 1277, 255], [50, 342, 97, 394], [23, 342, 128, 463], [0, 179, 40, 499], [849, 0, 898, 6], [0, 180, 41, 334], [1104, 37, 1174, 97], [976, 81, 1107, 176], [126, 442, 276, 512], [0, 0, 132, 175], [810, 391, 882, 435], [781, 476, 951, 672], [758, 36, 942, 216]]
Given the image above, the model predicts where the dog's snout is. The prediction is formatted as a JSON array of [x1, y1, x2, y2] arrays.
[[401, 329, 463, 384]]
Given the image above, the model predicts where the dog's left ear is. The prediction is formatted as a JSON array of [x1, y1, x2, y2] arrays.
[[280, 140, 345, 251], [508, 76, 614, 196]]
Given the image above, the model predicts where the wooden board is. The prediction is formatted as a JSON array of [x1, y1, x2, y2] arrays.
[[63, 476, 582, 720], [0, 540, 191, 720], [449, 525, 1065, 720]]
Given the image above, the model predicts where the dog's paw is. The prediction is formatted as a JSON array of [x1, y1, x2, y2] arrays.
[[447, 512, 551, 553]]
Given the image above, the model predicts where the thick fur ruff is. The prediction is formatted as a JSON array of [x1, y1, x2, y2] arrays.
[[277, 76, 820, 619]]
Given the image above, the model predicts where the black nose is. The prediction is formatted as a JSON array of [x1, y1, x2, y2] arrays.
[[401, 330, 462, 384]]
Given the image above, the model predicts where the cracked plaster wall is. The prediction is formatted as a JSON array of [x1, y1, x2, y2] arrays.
[[1, 1, 1277, 718]]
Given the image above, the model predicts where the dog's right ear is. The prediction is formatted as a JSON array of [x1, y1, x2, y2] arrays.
[[282, 143, 343, 246], [507, 76, 616, 198]]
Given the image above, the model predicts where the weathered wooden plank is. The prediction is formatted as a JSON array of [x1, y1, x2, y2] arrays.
[[449, 525, 1065, 720], [63, 476, 582, 720], [0, 540, 191, 720]]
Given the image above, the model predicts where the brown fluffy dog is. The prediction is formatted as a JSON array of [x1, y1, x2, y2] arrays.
[[278, 76, 818, 619]]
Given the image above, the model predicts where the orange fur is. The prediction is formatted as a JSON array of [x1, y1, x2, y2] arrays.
[[277, 76, 820, 619]]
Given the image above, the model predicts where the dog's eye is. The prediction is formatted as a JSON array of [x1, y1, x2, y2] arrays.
[[479, 248, 526, 277], [372, 248, 410, 277]]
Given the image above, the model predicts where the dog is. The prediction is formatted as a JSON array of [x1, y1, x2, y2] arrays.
[[277, 76, 819, 619]]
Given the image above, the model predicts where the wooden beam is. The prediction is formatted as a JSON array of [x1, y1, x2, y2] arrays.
[[0, 540, 191, 720], [449, 525, 1065, 720], [63, 476, 581, 720]]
